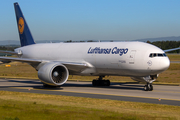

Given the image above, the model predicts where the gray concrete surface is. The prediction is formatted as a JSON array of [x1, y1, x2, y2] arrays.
[[0, 79, 180, 106]]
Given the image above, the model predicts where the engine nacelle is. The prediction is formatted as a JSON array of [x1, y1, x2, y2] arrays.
[[131, 74, 159, 83], [38, 62, 69, 86]]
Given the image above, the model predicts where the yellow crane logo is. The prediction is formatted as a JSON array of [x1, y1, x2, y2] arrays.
[[18, 17, 24, 34]]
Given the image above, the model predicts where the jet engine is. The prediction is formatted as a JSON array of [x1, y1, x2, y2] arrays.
[[131, 74, 158, 83], [38, 62, 69, 86]]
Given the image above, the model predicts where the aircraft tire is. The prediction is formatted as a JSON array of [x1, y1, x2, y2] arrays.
[[92, 80, 110, 86], [99, 80, 104, 86], [92, 80, 97, 86], [105, 80, 110, 86], [149, 84, 153, 91], [107, 80, 110, 86], [102, 80, 107, 86], [144, 84, 153, 91], [144, 85, 149, 91]]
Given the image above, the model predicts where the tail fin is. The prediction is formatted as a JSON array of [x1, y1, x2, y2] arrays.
[[14, 2, 35, 47]]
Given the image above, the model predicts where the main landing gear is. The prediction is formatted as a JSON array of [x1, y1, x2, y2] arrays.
[[92, 76, 110, 86], [144, 83, 153, 91]]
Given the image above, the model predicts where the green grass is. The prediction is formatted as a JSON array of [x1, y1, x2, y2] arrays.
[[167, 54, 180, 61], [0, 62, 38, 79], [0, 91, 179, 120], [155, 63, 180, 84]]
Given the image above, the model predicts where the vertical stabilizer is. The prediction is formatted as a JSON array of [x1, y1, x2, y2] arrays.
[[14, 2, 35, 47]]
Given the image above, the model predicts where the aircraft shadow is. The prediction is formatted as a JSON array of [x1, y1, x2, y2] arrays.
[[6, 79, 42, 84], [63, 82, 144, 91], [0, 79, 144, 91]]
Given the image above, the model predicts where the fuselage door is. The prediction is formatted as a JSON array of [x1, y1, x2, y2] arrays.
[[129, 50, 136, 64]]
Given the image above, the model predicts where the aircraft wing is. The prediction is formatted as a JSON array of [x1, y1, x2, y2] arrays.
[[0, 56, 42, 63], [164, 47, 180, 52], [0, 50, 19, 55], [0, 56, 87, 65], [0, 56, 89, 72]]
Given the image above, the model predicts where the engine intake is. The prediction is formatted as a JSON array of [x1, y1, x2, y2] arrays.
[[38, 62, 69, 86]]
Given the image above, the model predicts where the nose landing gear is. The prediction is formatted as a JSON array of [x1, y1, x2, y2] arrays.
[[144, 83, 153, 91]]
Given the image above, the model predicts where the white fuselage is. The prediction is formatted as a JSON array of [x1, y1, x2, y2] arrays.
[[15, 42, 170, 77]]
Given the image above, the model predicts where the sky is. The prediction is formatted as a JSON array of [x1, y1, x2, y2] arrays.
[[0, 0, 180, 41]]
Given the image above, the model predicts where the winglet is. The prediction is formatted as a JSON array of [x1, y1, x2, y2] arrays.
[[14, 2, 35, 47]]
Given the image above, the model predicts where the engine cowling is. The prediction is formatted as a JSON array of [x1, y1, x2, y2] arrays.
[[38, 62, 69, 86], [131, 74, 159, 83]]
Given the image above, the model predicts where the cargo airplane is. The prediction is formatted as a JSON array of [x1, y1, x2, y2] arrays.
[[0, 2, 179, 91]]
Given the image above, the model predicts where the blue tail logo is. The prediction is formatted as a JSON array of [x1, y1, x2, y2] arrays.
[[14, 2, 35, 47]]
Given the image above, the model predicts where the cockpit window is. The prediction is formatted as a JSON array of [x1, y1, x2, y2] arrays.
[[158, 54, 163, 57], [149, 54, 152, 57], [149, 53, 167, 58], [163, 53, 167, 57]]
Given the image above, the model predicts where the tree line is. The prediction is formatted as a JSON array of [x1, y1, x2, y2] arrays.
[[0, 46, 18, 51], [0, 41, 179, 53], [147, 41, 180, 53]]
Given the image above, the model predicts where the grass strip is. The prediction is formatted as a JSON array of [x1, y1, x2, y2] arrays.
[[0, 91, 179, 120]]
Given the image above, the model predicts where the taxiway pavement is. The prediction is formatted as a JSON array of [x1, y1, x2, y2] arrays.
[[0, 78, 180, 106], [170, 61, 180, 63]]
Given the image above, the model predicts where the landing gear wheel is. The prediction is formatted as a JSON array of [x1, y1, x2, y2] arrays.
[[102, 80, 110, 86], [149, 84, 153, 91], [144, 83, 153, 91], [107, 80, 110, 86], [105, 80, 110, 86], [92, 76, 111, 86], [92, 80, 98, 86], [144, 85, 149, 91]]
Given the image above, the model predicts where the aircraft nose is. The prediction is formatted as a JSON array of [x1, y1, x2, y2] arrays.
[[159, 57, 170, 71]]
